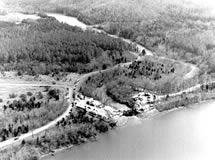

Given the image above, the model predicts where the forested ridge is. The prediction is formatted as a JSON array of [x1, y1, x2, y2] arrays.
[[3, 0, 215, 76], [0, 17, 132, 75]]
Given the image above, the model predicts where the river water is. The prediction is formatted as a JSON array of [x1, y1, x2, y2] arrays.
[[43, 13, 215, 160], [0, 12, 39, 23], [1, 12, 215, 160], [45, 101, 215, 160], [47, 13, 87, 30]]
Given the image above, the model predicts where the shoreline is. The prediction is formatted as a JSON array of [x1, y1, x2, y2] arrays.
[[0, 11, 215, 159], [40, 144, 74, 159], [40, 97, 215, 159]]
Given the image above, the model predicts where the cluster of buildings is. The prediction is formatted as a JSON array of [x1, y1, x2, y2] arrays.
[[132, 91, 158, 113], [73, 93, 122, 122], [69, 79, 161, 122]]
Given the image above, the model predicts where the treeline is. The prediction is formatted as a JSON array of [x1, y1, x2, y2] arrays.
[[106, 78, 136, 108], [80, 67, 126, 98], [128, 57, 175, 80], [0, 103, 116, 159], [0, 89, 68, 142], [5, 0, 215, 74], [0, 124, 29, 141], [90, 2, 215, 71], [0, 17, 131, 76], [80, 57, 180, 108], [56, 105, 116, 132], [3, 97, 42, 112], [1, 95, 42, 142], [201, 82, 215, 91], [155, 94, 200, 112], [80, 67, 143, 108], [155, 81, 215, 112], [32, 106, 116, 154]]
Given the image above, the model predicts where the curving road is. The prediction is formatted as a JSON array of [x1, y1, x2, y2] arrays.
[[183, 64, 199, 79], [48, 13, 198, 79], [0, 13, 203, 150], [0, 83, 73, 149]]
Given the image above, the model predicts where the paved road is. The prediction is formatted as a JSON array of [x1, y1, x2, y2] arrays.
[[0, 83, 73, 149], [0, 12, 201, 150], [0, 63, 204, 150], [48, 12, 198, 80], [0, 103, 73, 149], [184, 64, 199, 79], [75, 62, 132, 93]]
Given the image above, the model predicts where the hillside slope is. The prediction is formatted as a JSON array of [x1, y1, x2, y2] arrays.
[[2, 0, 215, 76]]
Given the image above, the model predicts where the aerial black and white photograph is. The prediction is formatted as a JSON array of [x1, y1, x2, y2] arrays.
[[0, 0, 215, 159]]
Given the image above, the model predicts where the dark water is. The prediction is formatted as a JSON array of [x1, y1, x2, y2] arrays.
[[45, 101, 215, 160]]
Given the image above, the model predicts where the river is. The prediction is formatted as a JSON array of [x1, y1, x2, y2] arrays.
[[43, 13, 214, 160], [0, 12, 39, 24], [1, 12, 214, 160], [46, 13, 153, 56], [45, 101, 215, 160]]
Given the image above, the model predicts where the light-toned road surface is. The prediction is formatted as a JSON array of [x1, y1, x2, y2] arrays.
[[0, 12, 201, 150], [136, 54, 199, 80], [168, 84, 201, 97], [160, 56, 199, 80], [0, 103, 72, 149], [75, 62, 132, 93], [0, 83, 73, 149], [160, 57, 199, 80], [0, 64, 202, 150], [48, 13, 199, 80], [184, 64, 199, 79]]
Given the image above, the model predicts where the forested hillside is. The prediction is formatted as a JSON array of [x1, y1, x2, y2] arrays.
[[80, 56, 192, 108], [2, 0, 215, 76], [0, 17, 132, 75]]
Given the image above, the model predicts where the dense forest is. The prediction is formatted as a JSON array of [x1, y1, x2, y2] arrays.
[[2, 0, 215, 77], [0, 16, 132, 76], [12, 0, 214, 77]]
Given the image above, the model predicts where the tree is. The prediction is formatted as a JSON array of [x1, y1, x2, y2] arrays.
[[20, 94, 27, 102], [36, 92, 43, 100], [9, 93, 17, 99], [27, 92, 33, 96], [48, 89, 60, 100]]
